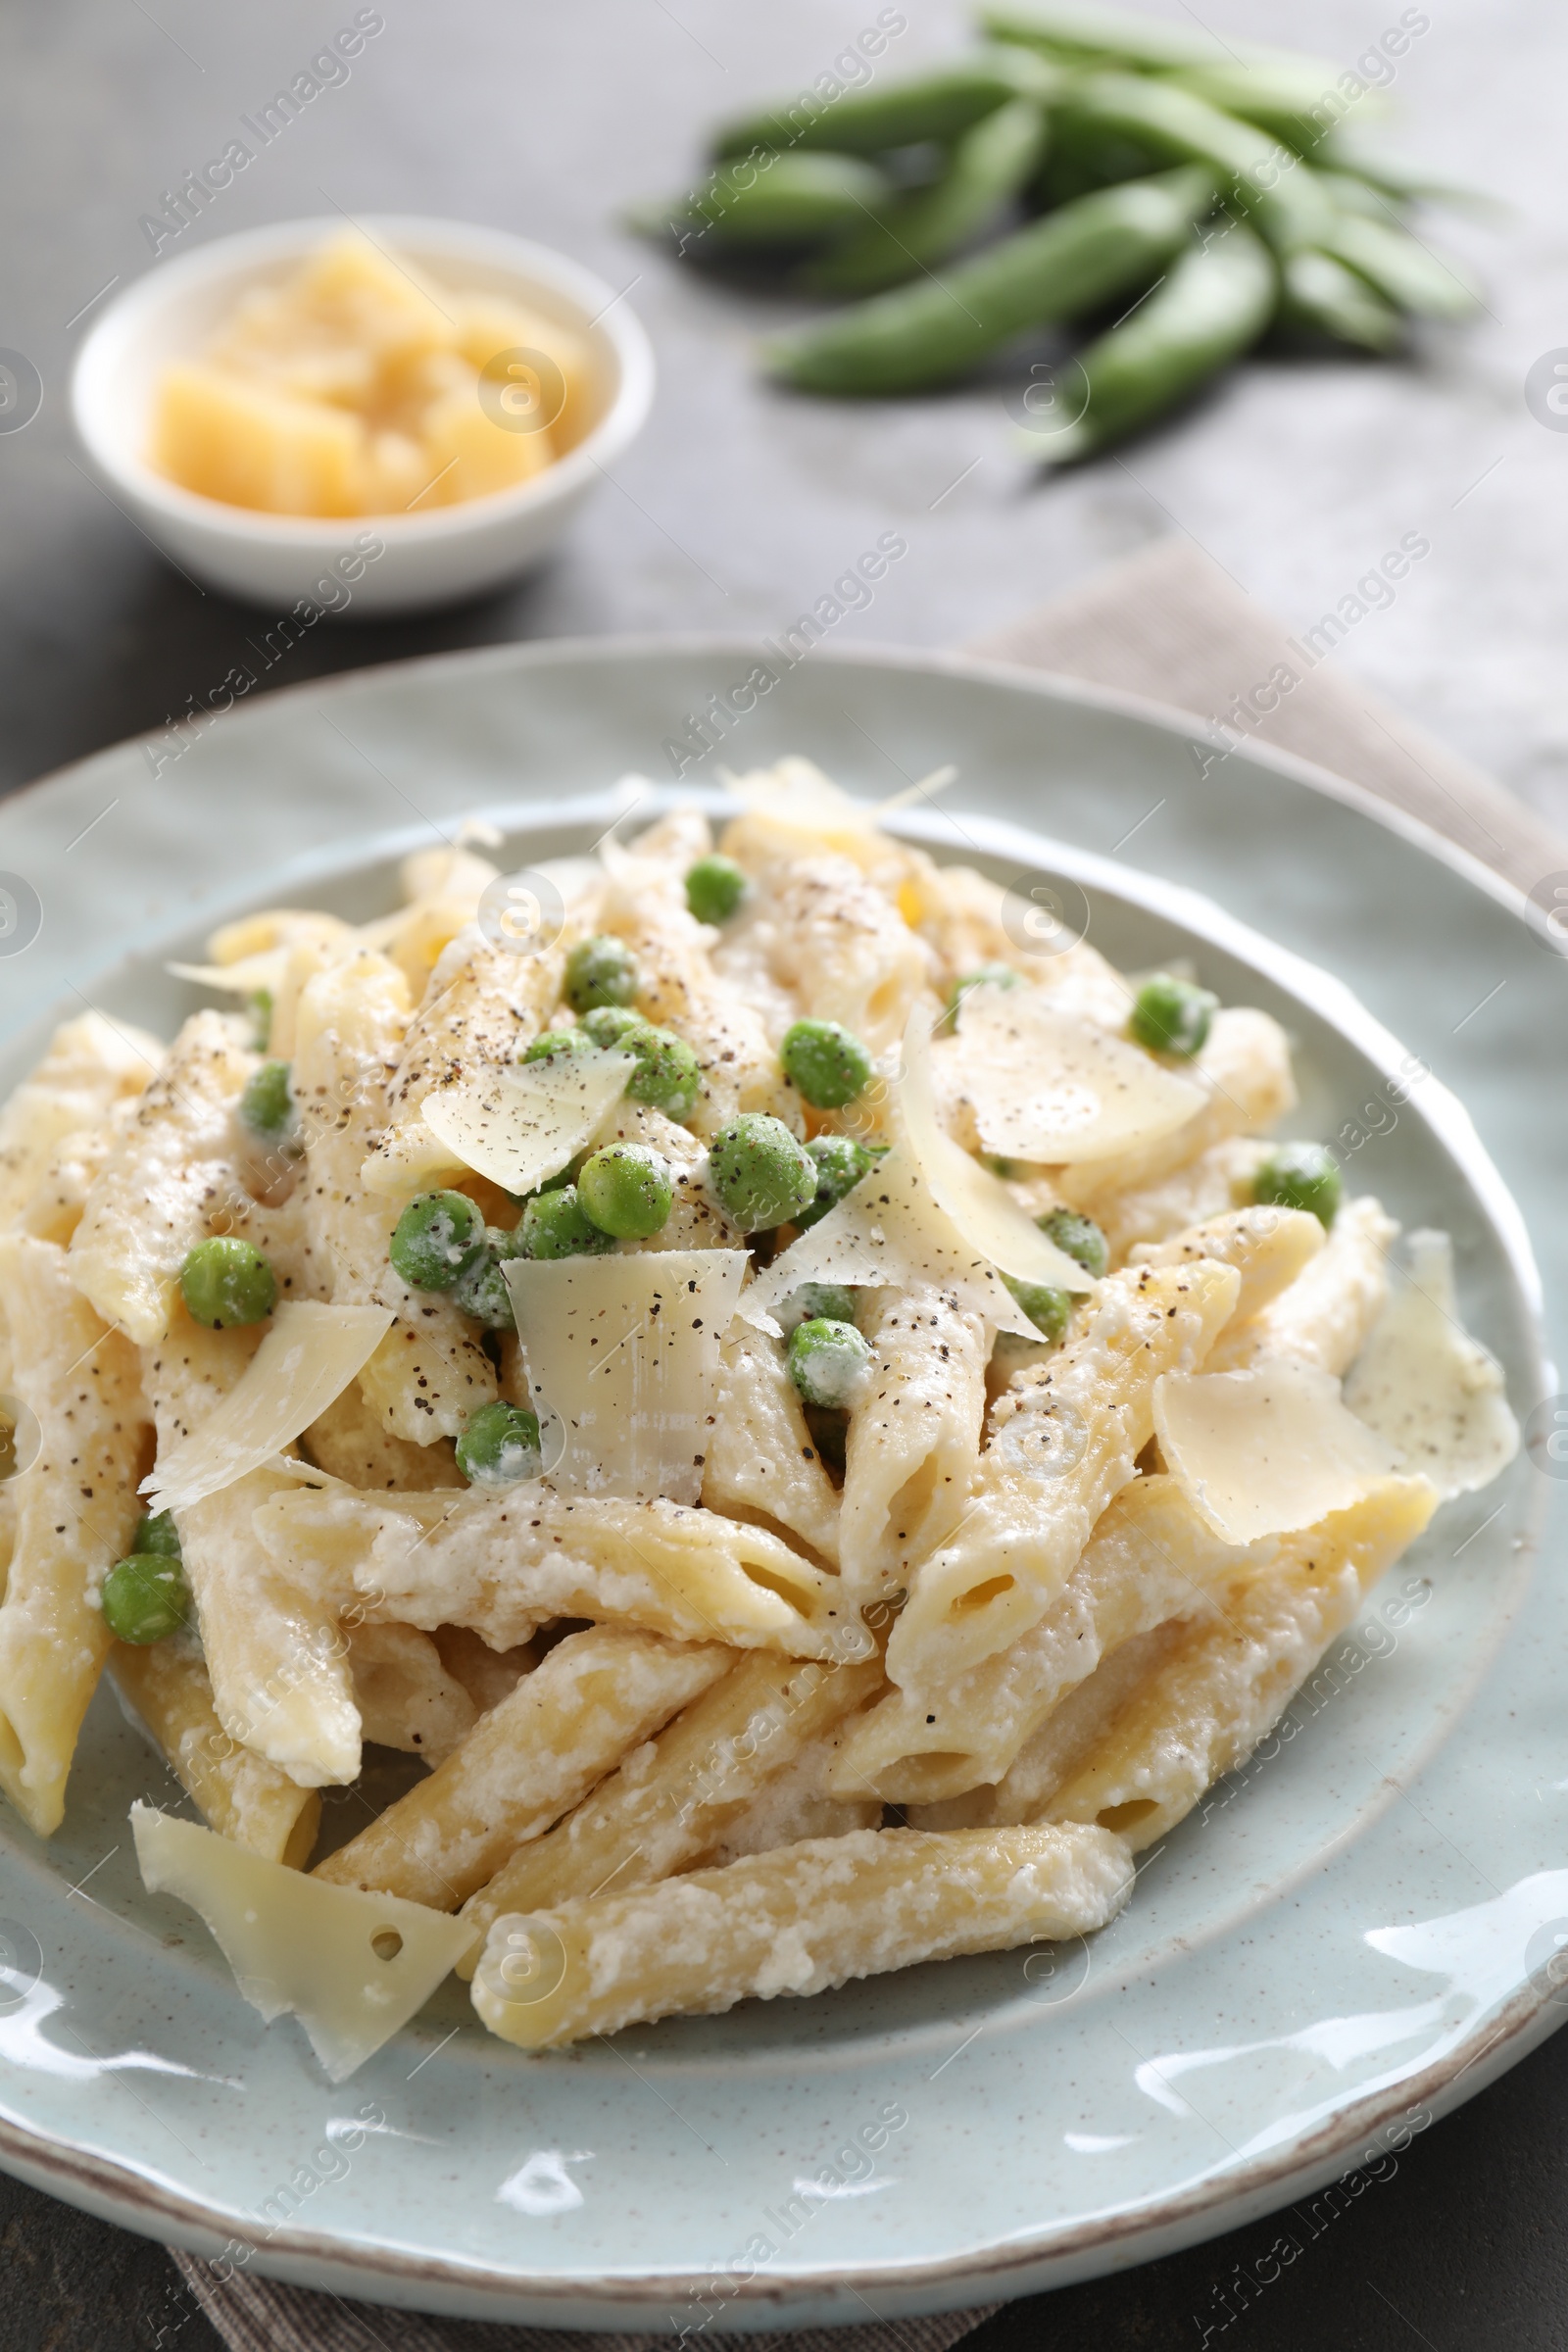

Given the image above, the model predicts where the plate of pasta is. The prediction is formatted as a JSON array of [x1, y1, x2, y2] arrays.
[[0, 640, 1561, 2328]]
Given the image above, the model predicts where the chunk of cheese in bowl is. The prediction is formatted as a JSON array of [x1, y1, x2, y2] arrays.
[[71, 215, 654, 611], [152, 232, 589, 518]]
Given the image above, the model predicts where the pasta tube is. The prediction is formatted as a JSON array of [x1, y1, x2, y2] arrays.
[[291, 953, 497, 1442], [1205, 1195, 1396, 1374], [471, 1821, 1135, 2048], [1009, 1477, 1438, 1845], [344, 1623, 477, 1763], [829, 1473, 1259, 1803], [1128, 1204, 1325, 1324], [839, 1283, 991, 1605], [703, 1328, 843, 1565], [457, 1649, 883, 1964], [256, 1484, 846, 1657], [0, 1008, 162, 1231], [887, 1258, 1241, 1693], [69, 1010, 252, 1344], [109, 1639, 320, 1867], [0, 1234, 151, 1835], [314, 1626, 730, 1907], [145, 1310, 362, 1788]]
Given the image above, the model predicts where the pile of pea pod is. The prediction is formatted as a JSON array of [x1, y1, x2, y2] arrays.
[[630, 0, 1485, 463]]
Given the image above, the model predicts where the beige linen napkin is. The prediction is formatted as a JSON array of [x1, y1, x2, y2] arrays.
[[166, 533, 1558, 2352]]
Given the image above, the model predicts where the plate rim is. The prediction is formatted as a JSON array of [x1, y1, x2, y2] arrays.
[[1, 633, 1561, 2319]]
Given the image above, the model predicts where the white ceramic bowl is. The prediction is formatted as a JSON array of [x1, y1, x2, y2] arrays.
[[71, 215, 655, 615]]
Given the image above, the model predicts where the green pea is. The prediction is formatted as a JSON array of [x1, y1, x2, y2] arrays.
[[244, 988, 273, 1053], [708, 1114, 817, 1234], [1253, 1143, 1342, 1229], [1004, 1277, 1073, 1343], [582, 1004, 648, 1049], [780, 1019, 872, 1110], [102, 1553, 192, 1644], [180, 1237, 276, 1330], [135, 1508, 182, 1560], [389, 1190, 488, 1291], [766, 170, 1214, 397], [564, 934, 639, 1014], [685, 856, 748, 925], [788, 1318, 873, 1410], [520, 1028, 596, 1065], [1039, 1208, 1108, 1279], [578, 1145, 673, 1241], [239, 1059, 295, 1140], [948, 962, 1021, 1018], [1129, 974, 1219, 1058], [786, 1282, 859, 1330], [624, 1024, 703, 1121], [452, 1228, 526, 1330], [456, 1401, 543, 1488], [519, 1184, 616, 1260], [796, 1135, 876, 1232]]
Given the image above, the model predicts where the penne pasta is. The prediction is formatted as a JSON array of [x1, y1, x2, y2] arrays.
[[828, 1473, 1259, 1804], [0, 1009, 163, 1232], [703, 1326, 843, 1566], [314, 1626, 730, 1907], [110, 1638, 321, 1867], [456, 1648, 883, 1965], [1205, 1194, 1397, 1374], [885, 1258, 1241, 1695], [471, 1820, 1135, 2049], [1128, 1204, 1325, 1324], [0, 1234, 152, 1835], [291, 952, 498, 1443], [838, 1283, 990, 1606], [1033, 1476, 1439, 1848], [254, 1482, 846, 1657]]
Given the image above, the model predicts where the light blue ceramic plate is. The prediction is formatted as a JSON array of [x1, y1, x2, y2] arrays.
[[0, 643, 1563, 2331]]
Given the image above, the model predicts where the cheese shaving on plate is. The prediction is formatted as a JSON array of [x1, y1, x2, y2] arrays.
[[142, 1301, 394, 1513], [131, 1805, 474, 2082], [1153, 1360, 1401, 1544], [1343, 1229, 1519, 1500], [416, 1047, 635, 1197], [505, 1249, 749, 1504], [900, 1009, 1097, 1290], [956, 983, 1204, 1164]]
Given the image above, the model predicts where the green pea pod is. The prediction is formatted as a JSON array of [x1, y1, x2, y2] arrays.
[[1312, 130, 1502, 218], [627, 152, 890, 250], [1311, 169, 1410, 221], [1025, 220, 1276, 466], [1163, 61, 1387, 151], [1054, 71, 1334, 253], [980, 1, 1335, 82], [1278, 249, 1403, 351], [767, 165, 1213, 396], [1319, 211, 1480, 319], [712, 46, 1061, 159], [801, 97, 1049, 297]]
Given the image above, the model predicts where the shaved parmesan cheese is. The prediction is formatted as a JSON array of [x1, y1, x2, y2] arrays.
[[168, 947, 289, 997], [505, 1250, 749, 1504], [956, 985, 1204, 1164], [742, 1146, 1043, 1344], [1153, 1361, 1399, 1544], [142, 1302, 393, 1514], [1344, 1230, 1519, 1501], [416, 1048, 635, 1197], [726, 756, 879, 839], [131, 1804, 473, 2082], [900, 1011, 1096, 1291]]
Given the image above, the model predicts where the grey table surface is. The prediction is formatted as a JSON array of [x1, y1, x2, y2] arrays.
[[1, 1, 1565, 2345]]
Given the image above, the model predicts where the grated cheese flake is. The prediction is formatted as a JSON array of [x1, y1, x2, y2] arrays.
[[141, 1301, 393, 1513], [956, 983, 1205, 1165], [1344, 1229, 1519, 1501], [131, 1804, 474, 2082], [416, 1047, 635, 1198], [1153, 1359, 1401, 1544]]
